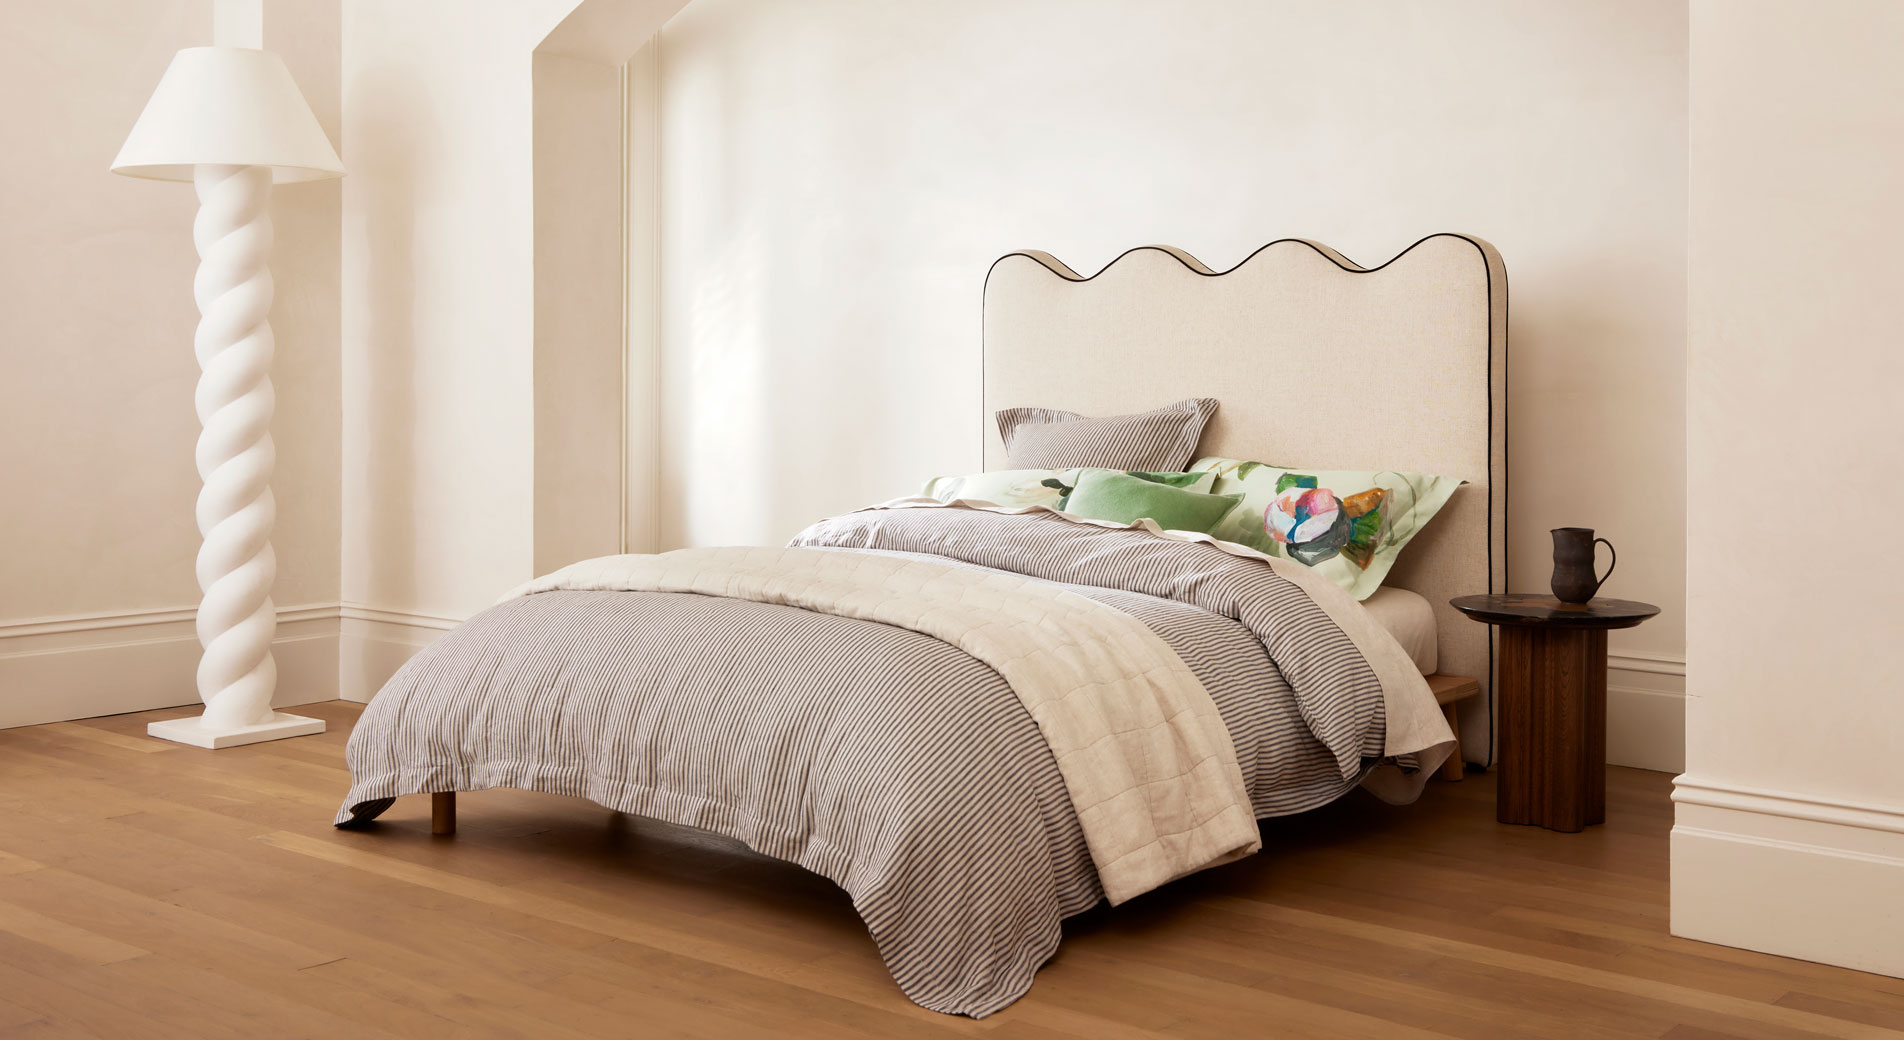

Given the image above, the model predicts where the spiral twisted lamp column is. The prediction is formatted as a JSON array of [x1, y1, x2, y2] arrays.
[[146, 165, 323, 748]]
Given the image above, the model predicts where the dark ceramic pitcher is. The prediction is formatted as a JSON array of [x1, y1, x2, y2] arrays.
[[1551, 528, 1616, 603]]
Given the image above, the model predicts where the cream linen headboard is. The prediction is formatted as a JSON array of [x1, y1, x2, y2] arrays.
[[982, 234, 1506, 764]]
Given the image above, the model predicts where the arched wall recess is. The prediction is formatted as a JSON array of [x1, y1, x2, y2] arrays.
[[530, 0, 686, 571]]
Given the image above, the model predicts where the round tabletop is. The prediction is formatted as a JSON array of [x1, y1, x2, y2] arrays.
[[1450, 593, 1660, 629]]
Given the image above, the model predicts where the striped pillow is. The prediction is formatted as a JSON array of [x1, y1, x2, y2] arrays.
[[996, 398, 1218, 471]]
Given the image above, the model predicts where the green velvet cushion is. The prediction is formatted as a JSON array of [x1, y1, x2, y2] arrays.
[[1062, 470, 1243, 533], [922, 467, 1215, 510]]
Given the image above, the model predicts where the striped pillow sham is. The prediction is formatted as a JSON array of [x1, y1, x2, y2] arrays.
[[996, 398, 1218, 471]]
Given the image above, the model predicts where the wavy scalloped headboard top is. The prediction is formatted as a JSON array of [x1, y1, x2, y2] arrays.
[[982, 234, 1507, 762]]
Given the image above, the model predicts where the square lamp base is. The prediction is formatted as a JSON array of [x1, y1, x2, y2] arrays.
[[147, 711, 326, 749]]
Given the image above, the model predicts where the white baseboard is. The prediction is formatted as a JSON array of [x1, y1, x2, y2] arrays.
[[337, 605, 459, 703], [0, 604, 340, 730], [1672, 775, 1904, 978], [1607, 650, 1684, 773], [0, 601, 462, 729]]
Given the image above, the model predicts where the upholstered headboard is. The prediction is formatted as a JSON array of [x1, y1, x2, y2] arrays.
[[982, 234, 1507, 764]]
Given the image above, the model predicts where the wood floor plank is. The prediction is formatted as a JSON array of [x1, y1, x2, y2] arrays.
[[30, 720, 176, 756], [88, 955, 392, 1040], [1097, 910, 1647, 1040], [0, 900, 148, 966], [259, 831, 997, 1036], [1503, 909, 1904, 1012], [0, 957, 206, 1040], [0, 866, 338, 972], [0, 996, 43, 1032], [1773, 991, 1904, 1034], [0, 853, 44, 878], [0, 701, 1899, 1037], [1220, 901, 1885, 1040]]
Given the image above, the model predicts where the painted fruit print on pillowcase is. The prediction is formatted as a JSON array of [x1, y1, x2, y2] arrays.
[[1268, 475, 1389, 567], [1191, 457, 1463, 601]]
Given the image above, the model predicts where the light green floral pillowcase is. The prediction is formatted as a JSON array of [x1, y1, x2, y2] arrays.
[[921, 468, 1215, 511], [1191, 457, 1463, 600]]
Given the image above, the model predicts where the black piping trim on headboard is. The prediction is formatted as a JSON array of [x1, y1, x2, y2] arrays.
[[981, 233, 1508, 767]]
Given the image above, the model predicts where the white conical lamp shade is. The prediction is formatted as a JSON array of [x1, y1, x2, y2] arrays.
[[112, 47, 343, 182]]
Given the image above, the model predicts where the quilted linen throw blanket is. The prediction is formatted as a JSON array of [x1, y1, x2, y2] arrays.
[[336, 501, 1449, 1016], [506, 544, 1263, 905]]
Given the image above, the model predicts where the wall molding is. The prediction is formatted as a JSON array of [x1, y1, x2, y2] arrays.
[[0, 605, 201, 639], [1, 604, 463, 640], [1672, 773, 1904, 978], [1674, 776, 1904, 837], [1607, 649, 1685, 773], [0, 602, 338, 641], [1609, 649, 1685, 677], [1, 602, 466, 729], [336, 604, 461, 632], [0, 603, 343, 731]]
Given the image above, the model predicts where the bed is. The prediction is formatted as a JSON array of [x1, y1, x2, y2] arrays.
[[335, 233, 1508, 1017]]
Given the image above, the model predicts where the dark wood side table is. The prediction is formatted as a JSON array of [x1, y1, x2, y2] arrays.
[[1450, 594, 1660, 832]]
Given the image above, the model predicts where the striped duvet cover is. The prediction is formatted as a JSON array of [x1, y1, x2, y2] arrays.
[[335, 503, 1450, 1017]]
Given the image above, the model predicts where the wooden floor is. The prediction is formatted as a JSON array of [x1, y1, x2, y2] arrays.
[[2, 702, 1902, 1038]]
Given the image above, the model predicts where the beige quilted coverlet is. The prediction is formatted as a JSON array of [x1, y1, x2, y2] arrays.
[[507, 546, 1261, 904]]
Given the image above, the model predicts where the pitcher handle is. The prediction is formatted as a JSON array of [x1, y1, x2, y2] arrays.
[[1594, 537, 1617, 593]]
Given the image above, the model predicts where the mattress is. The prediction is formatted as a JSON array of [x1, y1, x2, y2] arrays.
[[1362, 585, 1438, 675]]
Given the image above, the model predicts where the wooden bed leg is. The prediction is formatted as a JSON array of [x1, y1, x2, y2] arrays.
[[432, 792, 456, 835], [1438, 704, 1466, 782]]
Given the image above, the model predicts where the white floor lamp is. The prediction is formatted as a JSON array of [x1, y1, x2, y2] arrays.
[[112, 48, 344, 748]]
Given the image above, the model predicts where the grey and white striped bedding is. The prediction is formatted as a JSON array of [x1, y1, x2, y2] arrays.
[[335, 505, 1443, 1017], [995, 397, 1218, 471]]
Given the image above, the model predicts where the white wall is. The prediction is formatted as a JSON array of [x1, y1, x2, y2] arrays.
[[1672, 0, 1904, 978], [2, 0, 207, 622], [0, 0, 343, 727], [335, 0, 688, 697], [336, 0, 579, 696], [654, 0, 1690, 767]]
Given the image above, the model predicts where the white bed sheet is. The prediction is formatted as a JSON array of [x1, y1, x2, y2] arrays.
[[1361, 586, 1438, 675]]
